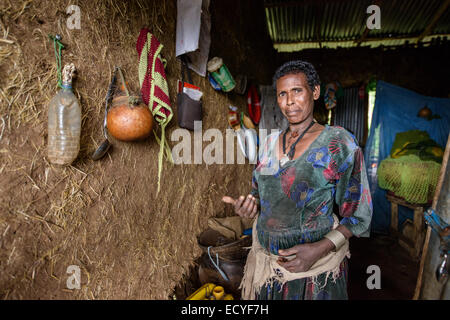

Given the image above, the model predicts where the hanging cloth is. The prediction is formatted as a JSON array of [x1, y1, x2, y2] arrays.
[[247, 85, 261, 125], [136, 28, 173, 194], [324, 82, 338, 110], [323, 81, 343, 110]]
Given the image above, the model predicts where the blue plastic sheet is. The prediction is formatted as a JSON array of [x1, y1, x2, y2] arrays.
[[364, 81, 450, 233]]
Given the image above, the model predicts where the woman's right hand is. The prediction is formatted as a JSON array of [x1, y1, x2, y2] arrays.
[[222, 194, 258, 219]]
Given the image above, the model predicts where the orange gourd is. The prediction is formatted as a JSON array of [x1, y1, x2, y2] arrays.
[[107, 95, 154, 141]]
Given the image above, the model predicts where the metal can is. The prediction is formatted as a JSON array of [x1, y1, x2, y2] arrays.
[[207, 57, 236, 92]]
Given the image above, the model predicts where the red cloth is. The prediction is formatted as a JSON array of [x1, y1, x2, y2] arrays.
[[247, 85, 261, 125], [136, 28, 171, 121]]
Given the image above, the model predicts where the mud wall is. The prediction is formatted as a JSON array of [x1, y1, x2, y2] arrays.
[[0, 0, 275, 299]]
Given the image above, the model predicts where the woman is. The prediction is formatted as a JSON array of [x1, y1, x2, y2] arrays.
[[222, 60, 372, 300]]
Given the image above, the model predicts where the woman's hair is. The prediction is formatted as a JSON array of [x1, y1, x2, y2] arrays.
[[272, 60, 320, 91]]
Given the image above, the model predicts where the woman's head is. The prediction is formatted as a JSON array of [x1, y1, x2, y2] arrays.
[[274, 60, 321, 125], [273, 60, 320, 91]]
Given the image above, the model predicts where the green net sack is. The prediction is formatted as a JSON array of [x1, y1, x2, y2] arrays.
[[378, 154, 441, 204]]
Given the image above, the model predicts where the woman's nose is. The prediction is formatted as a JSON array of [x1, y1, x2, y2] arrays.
[[287, 91, 295, 105]]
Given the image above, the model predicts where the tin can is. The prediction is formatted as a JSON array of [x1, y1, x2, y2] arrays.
[[207, 57, 236, 92]]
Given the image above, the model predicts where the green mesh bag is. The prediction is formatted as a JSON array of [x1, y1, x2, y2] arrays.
[[378, 154, 441, 204]]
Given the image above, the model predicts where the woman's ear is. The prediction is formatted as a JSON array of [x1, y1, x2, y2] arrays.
[[313, 85, 321, 100]]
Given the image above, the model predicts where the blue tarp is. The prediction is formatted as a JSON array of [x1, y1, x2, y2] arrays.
[[364, 81, 450, 233]]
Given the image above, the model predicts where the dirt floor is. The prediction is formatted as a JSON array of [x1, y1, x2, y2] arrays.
[[174, 232, 420, 300], [348, 233, 420, 300]]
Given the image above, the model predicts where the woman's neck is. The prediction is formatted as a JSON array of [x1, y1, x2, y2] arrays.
[[288, 116, 315, 133]]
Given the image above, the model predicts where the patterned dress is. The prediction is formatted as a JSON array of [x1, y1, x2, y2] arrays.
[[251, 125, 373, 300]]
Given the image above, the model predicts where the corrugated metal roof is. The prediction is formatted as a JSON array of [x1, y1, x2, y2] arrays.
[[264, 0, 450, 52]]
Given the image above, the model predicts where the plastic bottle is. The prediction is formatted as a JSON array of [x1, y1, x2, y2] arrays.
[[47, 63, 81, 165]]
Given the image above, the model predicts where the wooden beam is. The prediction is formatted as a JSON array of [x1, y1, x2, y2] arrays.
[[273, 33, 450, 45], [417, 0, 450, 43], [355, 27, 371, 47]]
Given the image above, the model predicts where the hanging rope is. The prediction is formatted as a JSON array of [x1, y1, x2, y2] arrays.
[[48, 34, 64, 88], [207, 246, 230, 282]]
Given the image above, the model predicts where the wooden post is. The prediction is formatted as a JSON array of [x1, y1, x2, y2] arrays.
[[391, 202, 398, 231], [413, 207, 425, 259], [413, 133, 450, 299]]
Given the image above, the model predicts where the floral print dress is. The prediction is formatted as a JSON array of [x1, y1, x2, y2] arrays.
[[251, 125, 373, 300]]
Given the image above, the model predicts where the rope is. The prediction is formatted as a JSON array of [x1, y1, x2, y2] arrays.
[[48, 34, 64, 88], [207, 246, 230, 282]]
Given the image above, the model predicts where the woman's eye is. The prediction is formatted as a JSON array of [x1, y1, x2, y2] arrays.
[[294, 88, 302, 93], [278, 92, 286, 97]]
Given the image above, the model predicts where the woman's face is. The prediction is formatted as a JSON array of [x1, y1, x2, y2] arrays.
[[276, 72, 320, 125]]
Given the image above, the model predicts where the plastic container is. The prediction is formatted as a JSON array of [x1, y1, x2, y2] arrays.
[[207, 57, 235, 92], [47, 64, 81, 165], [212, 286, 225, 300], [186, 283, 234, 300], [186, 283, 216, 300]]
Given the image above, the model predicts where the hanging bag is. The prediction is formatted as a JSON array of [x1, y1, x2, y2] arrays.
[[177, 56, 203, 131]]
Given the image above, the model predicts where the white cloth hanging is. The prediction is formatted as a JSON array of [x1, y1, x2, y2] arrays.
[[176, 0, 211, 77]]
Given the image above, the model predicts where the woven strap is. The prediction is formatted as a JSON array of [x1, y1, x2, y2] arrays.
[[137, 29, 173, 194]]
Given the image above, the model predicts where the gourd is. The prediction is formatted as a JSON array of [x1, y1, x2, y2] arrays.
[[106, 68, 153, 141], [106, 95, 153, 141]]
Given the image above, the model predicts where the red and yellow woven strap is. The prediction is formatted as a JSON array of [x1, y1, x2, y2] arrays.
[[137, 29, 173, 194]]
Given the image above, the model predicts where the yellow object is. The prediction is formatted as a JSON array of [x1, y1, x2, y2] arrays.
[[186, 283, 234, 300], [243, 114, 255, 129], [212, 286, 225, 300], [430, 146, 444, 157], [392, 142, 409, 158], [186, 283, 216, 300], [378, 155, 441, 204]]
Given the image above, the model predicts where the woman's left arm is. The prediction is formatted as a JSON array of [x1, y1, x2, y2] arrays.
[[334, 147, 373, 238]]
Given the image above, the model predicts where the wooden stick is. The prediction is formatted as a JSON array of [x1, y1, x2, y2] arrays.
[[413, 133, 450, 299]]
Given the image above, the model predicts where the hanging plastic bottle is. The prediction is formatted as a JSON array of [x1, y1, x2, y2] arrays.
[[47, 63, 81, 165]]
